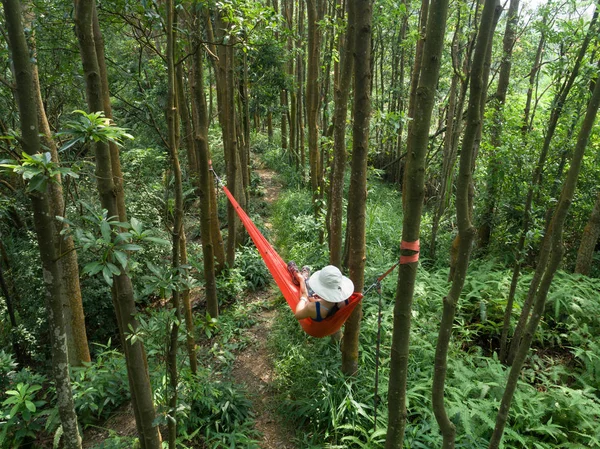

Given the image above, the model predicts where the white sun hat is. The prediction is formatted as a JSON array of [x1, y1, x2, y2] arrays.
[[308, 265, 354, 303]]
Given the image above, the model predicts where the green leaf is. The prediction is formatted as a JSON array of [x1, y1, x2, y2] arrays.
[[27, 175, 47, 192], [130, 217, 142, 234], [100, 220, 111, 242], [102, 266, 114, 286], [25, 401, 36, 413], [120, 243, 142, 251], [84, 262, 104, 276], [106, 262, 121, 276], [114, 250, 128, 270], [144, 237, 171, 246]]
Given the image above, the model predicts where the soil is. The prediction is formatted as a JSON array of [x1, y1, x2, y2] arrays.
[[83, 167, 296, 448]]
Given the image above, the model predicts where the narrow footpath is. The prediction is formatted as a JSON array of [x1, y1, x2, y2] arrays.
[[230, 168, 297, 448]]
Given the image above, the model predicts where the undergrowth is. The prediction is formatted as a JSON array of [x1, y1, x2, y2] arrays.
[[267, 173, 600, 448]]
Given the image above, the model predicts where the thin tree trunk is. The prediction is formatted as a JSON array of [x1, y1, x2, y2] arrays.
[[306, 0, 323, 214], [4, 1, 82, 446], [329, 0, 355, 268], [477, 0, 520, 250], [506, 4, 598, 364], [192, 18, 219, 318], [385, 0, 450, 446], [74, 2, 161, 447], [25, 5, 90, 366], [401, 0, 429, 203], [575, 190, 600, 275], [165, 3, 183, 446], [489, 60, 600, 449], [341, 0, 367, 376], [432, 2, 500, 448]]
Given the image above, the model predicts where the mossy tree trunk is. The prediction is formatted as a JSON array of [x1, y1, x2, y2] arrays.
[[384, 0, 450, 446], [74, 1, 161, 447], [4, 1, 82, 446]]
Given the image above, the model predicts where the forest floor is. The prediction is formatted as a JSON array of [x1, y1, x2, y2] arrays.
[[229, 167, 297, 448], [83, 167, 295, 448]]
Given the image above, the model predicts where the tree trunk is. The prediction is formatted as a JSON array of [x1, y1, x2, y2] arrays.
[[4, 1, 82, 446], [401, 0, 429, 203], [429, 9, 464, 261], [489, 57, 600, 449], [329, 0, 355, 269], [25, 5, 90, 366], [575, 190, 600, 275], [385, 0, 450, 446], [341, 0, 368, 376], [165, 3, 183, 446], [477, 0, 520, 250], [506, 5, 598, 364], [306, 0, 323, 215], [432, 2, 500, 448], [74, 2, 161, 447], [192, 17, 219, 319]]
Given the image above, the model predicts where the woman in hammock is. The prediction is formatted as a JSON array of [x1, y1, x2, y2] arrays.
[[288, 264, 354, 322]]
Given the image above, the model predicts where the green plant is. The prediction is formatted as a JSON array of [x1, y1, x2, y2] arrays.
[[0, 382, 50, 446], [235, 246, 270, 291], [70, 342, 130, 426], [216, 267, 246, 301], [57, 110, 133, 151]]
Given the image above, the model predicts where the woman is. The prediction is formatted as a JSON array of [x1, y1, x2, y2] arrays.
[[290, 264, 354, 321]]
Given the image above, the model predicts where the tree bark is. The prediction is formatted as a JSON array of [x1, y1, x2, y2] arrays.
[[432, 2, 500, 448], [385, 0, 450, 446], [74, 2, 161, 447], [306, 0, 323, 216], [329, 0, 355, 269], [25, 4, 90, 366], [341, 0, 369, 376], [165, 3, 183, 446], [575, 190, 600, 275], [489, 56, 600, 449], [4, 1, 82, 446], [192, 14, 219, 319]]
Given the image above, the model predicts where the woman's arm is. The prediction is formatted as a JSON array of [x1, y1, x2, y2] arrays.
[[294, 272, 316, 319]]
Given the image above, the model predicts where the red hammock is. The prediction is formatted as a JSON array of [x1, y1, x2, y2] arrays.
[[221, 186, 363, 338]]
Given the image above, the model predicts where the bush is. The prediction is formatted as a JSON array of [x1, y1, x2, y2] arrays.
[[235, 246, 270, 292]]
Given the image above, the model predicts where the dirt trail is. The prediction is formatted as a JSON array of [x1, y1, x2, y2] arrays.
[[230, 168, 297, 448]]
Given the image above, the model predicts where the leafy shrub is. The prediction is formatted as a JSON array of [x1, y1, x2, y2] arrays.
[[70, 343, 130, 426], [235, 246, 270, 291], [215, 267, 247, 303], [0, 381, 51, 447], [177, 368, 260, 448]]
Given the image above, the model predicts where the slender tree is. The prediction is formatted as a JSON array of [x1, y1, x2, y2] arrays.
[[432, 1, 501, 448], [506, 4, 598, 364], [3, 1, 82, 446], [329, 0, 355, 268], [74, 1, 162, 446], [341, 0, 370, 376], [165, 2, 183, 446], [489, 57, 600, 449], [306, 0, 323, 215], [192, 11, 219, 319], [477, 0, 520, 249], [385, 0, 450, 446]]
